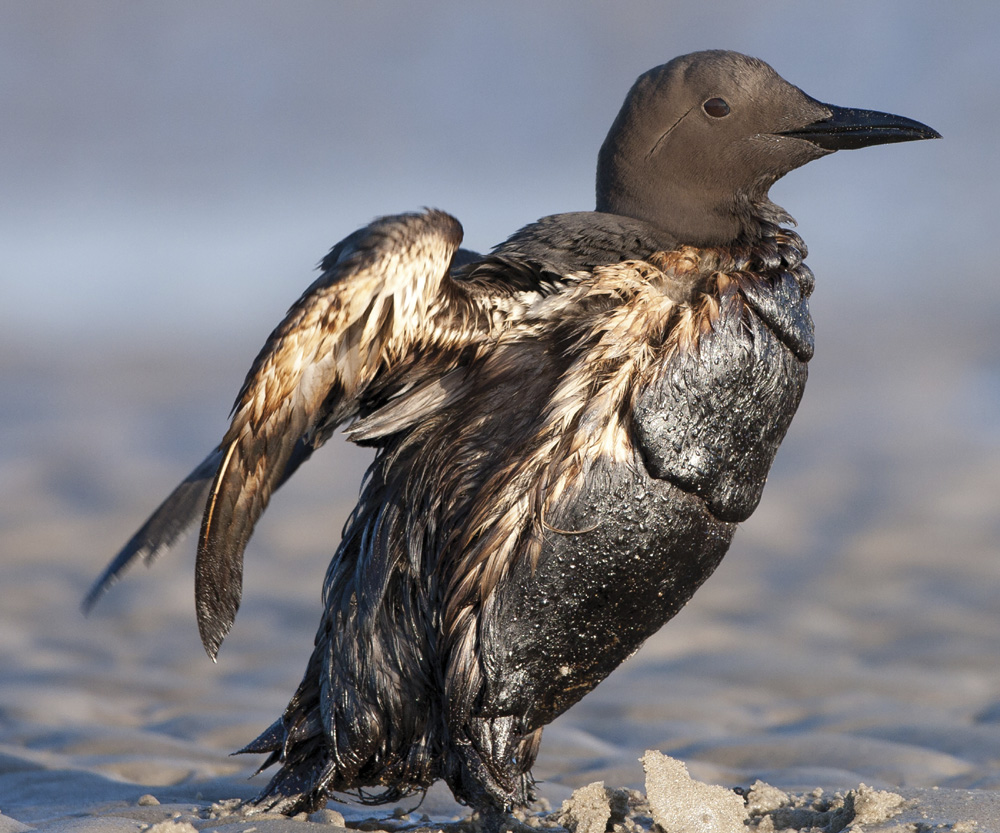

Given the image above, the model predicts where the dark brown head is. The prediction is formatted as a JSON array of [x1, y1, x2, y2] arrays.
[[596, 50, 939, 246]]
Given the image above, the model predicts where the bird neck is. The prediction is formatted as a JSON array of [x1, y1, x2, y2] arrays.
[[595, 167, 790, 248]]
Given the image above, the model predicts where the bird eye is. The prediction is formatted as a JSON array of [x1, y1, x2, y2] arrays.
[[703, 97, 731, 118]]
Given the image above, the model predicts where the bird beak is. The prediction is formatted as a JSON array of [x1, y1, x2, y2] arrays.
[[778, 103, 941, 151]]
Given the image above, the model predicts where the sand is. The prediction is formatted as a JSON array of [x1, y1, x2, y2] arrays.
[[4, 752, 999, 832], [2, 296, 1000, 832]]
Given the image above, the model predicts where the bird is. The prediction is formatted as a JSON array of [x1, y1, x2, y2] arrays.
[[85, 50, 938, 825]]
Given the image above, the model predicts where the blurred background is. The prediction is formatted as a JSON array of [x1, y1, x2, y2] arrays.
[[2, 1, 999, 826]]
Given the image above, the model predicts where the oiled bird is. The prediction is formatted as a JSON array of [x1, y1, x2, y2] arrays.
[[85, 51, 938, 823]]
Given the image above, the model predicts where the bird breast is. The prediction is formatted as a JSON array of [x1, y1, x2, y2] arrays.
[[438, 227, 813, 640], [470, 227, 814, 729]]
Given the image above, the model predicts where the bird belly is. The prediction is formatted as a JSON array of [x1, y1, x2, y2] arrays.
[[479, 453, 735, 729]]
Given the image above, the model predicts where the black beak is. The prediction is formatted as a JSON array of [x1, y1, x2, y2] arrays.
[[779, 102, 941, 151]]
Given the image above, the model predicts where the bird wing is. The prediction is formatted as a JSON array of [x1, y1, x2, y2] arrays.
[[87, 210, 471, 657], [82, 448, 223, 614], [198, 210, 472, 658], [81, 436, 317, 616]]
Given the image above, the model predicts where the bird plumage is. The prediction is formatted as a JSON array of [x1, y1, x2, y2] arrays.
[[85, 50, 938, 822]]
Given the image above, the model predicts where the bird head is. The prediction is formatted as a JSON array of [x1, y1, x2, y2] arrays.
[[596, 50, 939, 246]]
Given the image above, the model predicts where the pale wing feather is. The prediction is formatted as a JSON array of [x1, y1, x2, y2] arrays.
[[196, 209, 465, 657]]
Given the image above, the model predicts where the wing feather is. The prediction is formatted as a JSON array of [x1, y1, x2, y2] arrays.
[[81, 449, 222, 613], [84, 435, 321, 616], [195, 209, 465, 657]]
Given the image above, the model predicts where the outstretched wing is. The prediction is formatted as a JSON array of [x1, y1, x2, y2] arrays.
[[88, 210, 468, 657], [81, 436, 316, 615], [197, 209, 469, 657]]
